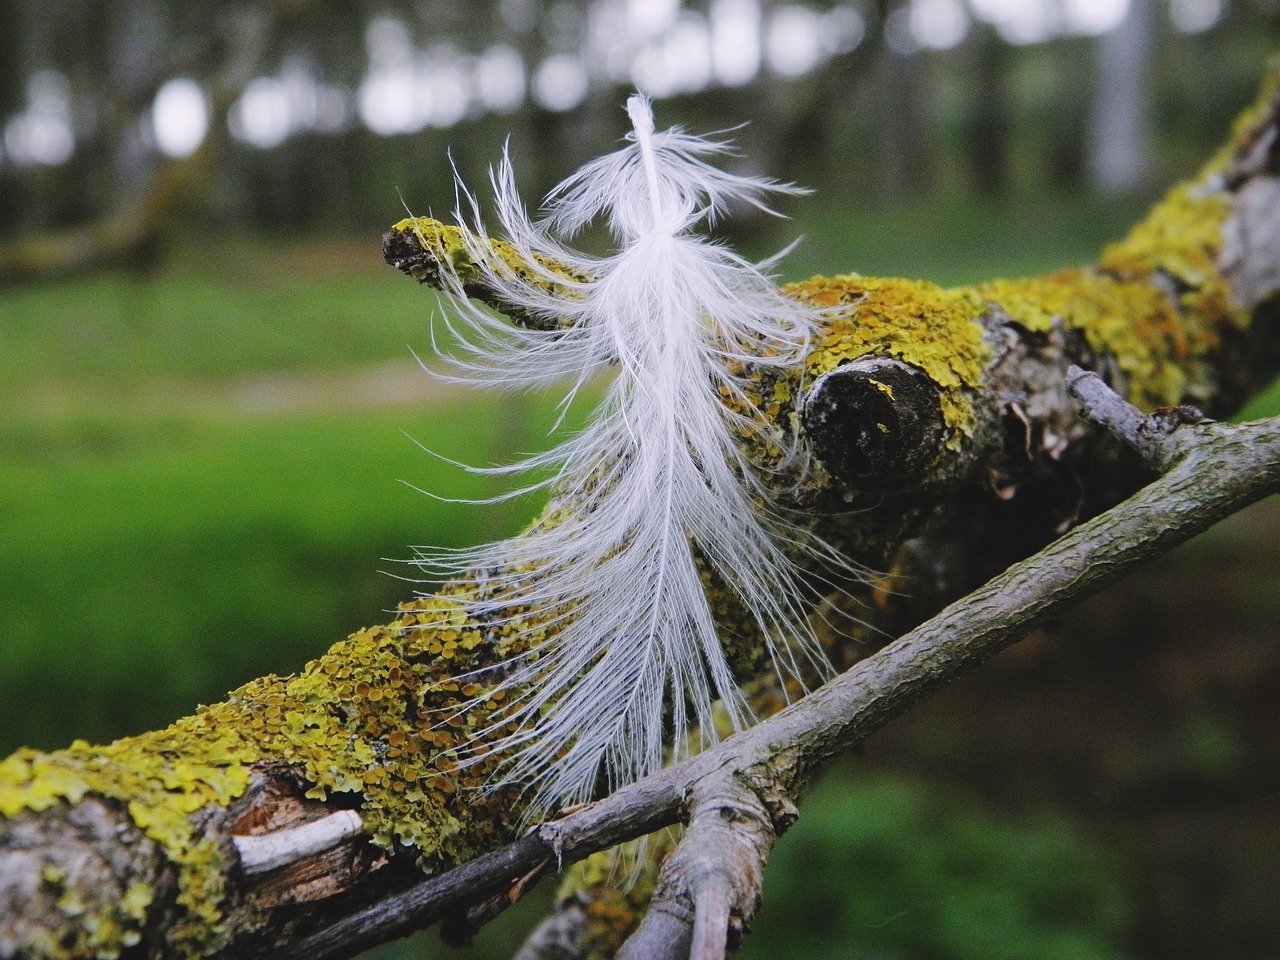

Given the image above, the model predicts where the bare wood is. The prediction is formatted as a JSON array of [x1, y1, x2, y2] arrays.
[[233, 810, 365, 876]]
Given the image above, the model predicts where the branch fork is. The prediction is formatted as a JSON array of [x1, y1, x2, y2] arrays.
[[617, 774, 776, 960], [1067, 366, 1207, 471]]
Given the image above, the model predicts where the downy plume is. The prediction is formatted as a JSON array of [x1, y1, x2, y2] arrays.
[[415, 94, 848, 815]]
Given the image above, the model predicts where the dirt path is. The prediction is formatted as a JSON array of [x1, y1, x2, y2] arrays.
[[7, 359, 479, 419]]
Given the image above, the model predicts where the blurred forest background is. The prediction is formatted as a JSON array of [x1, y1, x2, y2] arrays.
[[3, 1, 1280, 958]]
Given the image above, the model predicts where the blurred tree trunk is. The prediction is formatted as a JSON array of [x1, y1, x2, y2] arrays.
[[0, 0, 27, 230], [1088, 0, 1156, 193], [877, 41, 931, 198], [966, 24, 1012, 196]]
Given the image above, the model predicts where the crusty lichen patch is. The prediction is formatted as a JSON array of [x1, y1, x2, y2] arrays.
[[223, 594, 529, 859], [970, 83, 1267, 416], [1, 728, 253, 957], [557, 838, 669, 960], [977, 268, 1193, 410], [1100, 184, 1242, 383], [973, 172, 1243, 414], [26, 863, 155, 960]]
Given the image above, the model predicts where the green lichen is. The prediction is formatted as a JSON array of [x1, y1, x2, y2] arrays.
[[215, 591, 541, 865]]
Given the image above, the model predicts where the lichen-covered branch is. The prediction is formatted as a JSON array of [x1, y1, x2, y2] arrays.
[[4, 65, 1280, 960]]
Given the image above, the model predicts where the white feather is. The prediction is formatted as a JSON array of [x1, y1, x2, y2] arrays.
[[416, 94, 849, 814]]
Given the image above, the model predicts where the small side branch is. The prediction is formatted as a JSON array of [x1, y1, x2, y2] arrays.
[[617, 774, 774, 960], [1067, 366, 1207, 470]]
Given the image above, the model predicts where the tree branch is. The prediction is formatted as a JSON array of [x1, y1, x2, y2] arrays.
[[273, 394, 1280, 960]]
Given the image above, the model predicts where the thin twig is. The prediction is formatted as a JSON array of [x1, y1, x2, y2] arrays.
[[1067, 366, 1206, 469]]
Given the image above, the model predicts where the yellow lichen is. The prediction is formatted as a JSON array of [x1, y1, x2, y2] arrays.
[[976, 268, 1194, 410], [559, 838, 670, 960], [867, 378, 895, 401], [1, 725, 256, 956], [970, 166, 1244, 413]]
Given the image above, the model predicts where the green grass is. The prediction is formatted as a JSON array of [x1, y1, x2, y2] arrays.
[[0, 235, 433, 385], [0, 404, 566, 751], [739, 773, 1128, 960], [774, 190, 1154, 286]]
